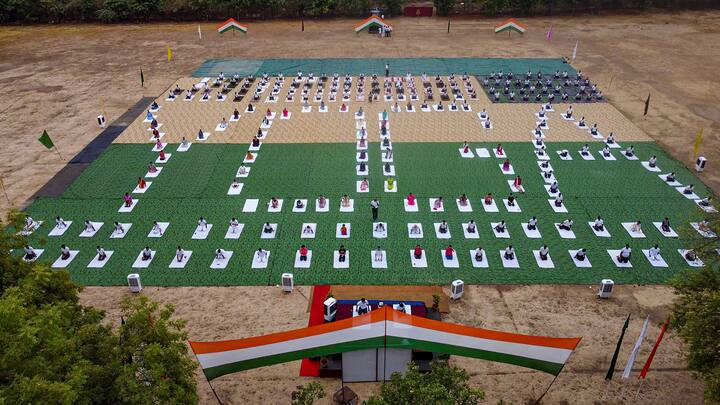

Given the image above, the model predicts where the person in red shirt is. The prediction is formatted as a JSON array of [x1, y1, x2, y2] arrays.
[[414, 245, 423, 259], [283, 108, 289, 117], [299, 245, 308, 261], [158, 149, 166, 161], [138, 177, 146, 189], [445, 245, 455, 260], [340, 224, 348, 236]]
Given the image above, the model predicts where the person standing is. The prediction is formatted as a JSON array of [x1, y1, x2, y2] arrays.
[[385, 63, 390, 77], [370, 198, 380, 220]]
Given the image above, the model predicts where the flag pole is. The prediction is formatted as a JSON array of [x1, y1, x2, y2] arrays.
[[0, 178, 11, 205], [189, 347, 223, 405], [534, 357, 570, 403], [53, 145, 64, 161]]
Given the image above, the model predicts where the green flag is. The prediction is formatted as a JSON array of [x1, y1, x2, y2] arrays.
[[605, 314, 630, 380], [38, 130, 54, 150], [140, 68, 145, 87]]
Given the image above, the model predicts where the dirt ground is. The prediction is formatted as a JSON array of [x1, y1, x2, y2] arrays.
[[0, 12, 718, 217], [79, 284, 704, 404]]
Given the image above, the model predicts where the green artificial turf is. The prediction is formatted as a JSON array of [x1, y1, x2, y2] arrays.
[[23, 141, 711, 287]]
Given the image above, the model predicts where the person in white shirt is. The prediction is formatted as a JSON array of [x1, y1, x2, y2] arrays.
[[141, 246, 152, 261], [151, 221, 163, 236], [84, 220, 95, 233], [593, 216, 605, 231], [356, 298, 370, 315], [229, 217, 240, 233], [176, 246, 185, 262], [504, 245, 515, 260], [255, 248, 267, 263], [581, 144, 590, 156], [574, 248, 587, 261], [466, 220, 476, 233], [648, 155, 657, 167], [474, 247, 485, 262], [24, 215, 37, 233], [23, 245, 37, 261], [648, 244, 661, 261], [374, 222, 386, 232], [215, 248, 226, 260], [96, 246, 107, 261], [55, 216, 67, 229], [60, 244, 71, 260], [374, 247, 384, 262], [559, 219, 573, 231], [410, 224, 421, 235], [527, 216, 538, 231], [539, 245, 550, 260], [630, 221, 642, 234], [618, 245, 632, 263], [554, 193, 564, 207], [114, 221, 125, 235], [494, 221, 507, 233], [198, 217, 208, 231]]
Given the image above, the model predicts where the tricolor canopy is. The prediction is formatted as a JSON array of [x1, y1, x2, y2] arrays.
[[495, 18, 526, 35], [217, 18, 248, 34], [355, 16, 391, 33], [189, 306, 581, 380]]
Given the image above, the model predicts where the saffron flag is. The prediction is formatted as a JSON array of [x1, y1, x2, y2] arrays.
[[605, 314, 630, 380], [622, 315, 649, 379], [38, 130, 54, 149], [693, 128, 704, 159], [639, 318, 670, 379], [644, 93, 650, 116], [546, 24, 554, 41], [198, 25, 202, 40], [190, 306, 581, 381], [572, 40, 578, 59], [140, 68, 144, 87], [167, 46, 172, 62]]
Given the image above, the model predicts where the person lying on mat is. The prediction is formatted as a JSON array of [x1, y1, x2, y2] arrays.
[[504, 245, 515, 260], [574, 248, 587, 261], [338, 245, 347, 262], [141, 246, 152, 261], [263, 222, 274, 234], [494, 221, 507, 233]]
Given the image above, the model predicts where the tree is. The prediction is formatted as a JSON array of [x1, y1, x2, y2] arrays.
[[291, 381, 326, 405], [671, 210, 720, 403], [434, 0, 456, 16], [364, 361, 485, 405], [114, 295, 198, 405], [0, 213, 198, 404]]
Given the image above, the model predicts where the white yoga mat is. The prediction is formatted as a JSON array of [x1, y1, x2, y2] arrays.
[[404, 199, 419, 212], [339, 199, 355, 212], [429, 198, 444, 212], [147, 222, 169, 237], [177, 143, 192, 152], [225, 224, 245, 239], [470, 250, 489, 268], [260, 224, 277, 239], [79, 222, 104, 237], [301, 223, 317, 239], [499, 251, 520, 268], [48, 222, 73, 237], [356, 181, 370, 193], [679, 249, 704, 267], [110, 223, 132, 239], [292, 199, 308, 213], [691, 222, 717, 238], [642, 250, 667, 268], [482, 199, 499, 213], [459, 148, 474, 158], [503, 199, 521, 213], [653, 222, 678, 238], [499, 164, 515, 175], [211, 251, 234, 269], [133, 182, 152, 194], [659, 174, 681, 187], [132, 250, 156, 268], [475, 148, 490, 158], [384, 180, 398, 193], [371, 251, 388, 269], [22, 249, 44, 262], [608, 250, 633, 268], [356, 165, 368, 176], [410, 250, 427, 267], [641, 161, 661, 172], [316, 199, 330, 212], [373, 223, 387, 239], [675, 186, 699, 200], [243, 199, 259, 213], [569, 250, 592, 268], [588, 222, 611, 237], [87, 251, 114, 268], [579, 151, 595, 160], [462, 223, 480, 239], [227, 183, 244, 195], [336, 223, 351, 239], [548, 200, 568, 213], [333, 251, 350, 269], [192, 224, 213, 239], [407, 223, 424, 238], [52, 250, 80, 268], [555, 224, 576, 239], [268, 199, 284, 213], [533, 250, 555, 268], [252, 251, 270, 269], [295, 250, 313, 268], [522, 224, 542, 238], [434, 223, 451, 239], [622, 222, 646, 238], [491, 223, 510, 238], [441, 251, 460, 268], [456, 199, 473, 212]]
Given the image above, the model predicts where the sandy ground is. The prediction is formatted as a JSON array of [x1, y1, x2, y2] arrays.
[[116, 75, 650, 145], [0, 12, 718, 217], [79, 285, 704, 404]]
